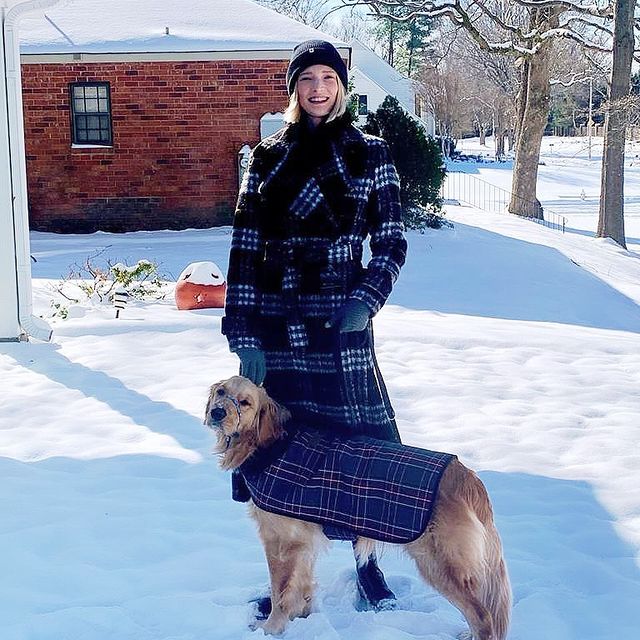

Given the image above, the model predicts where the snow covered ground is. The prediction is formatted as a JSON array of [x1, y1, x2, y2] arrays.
[[456, 134, 640, 237], [2, 137, 640, 639]]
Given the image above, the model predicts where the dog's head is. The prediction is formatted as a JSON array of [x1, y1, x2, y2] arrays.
[[204, 375, 291, 469]]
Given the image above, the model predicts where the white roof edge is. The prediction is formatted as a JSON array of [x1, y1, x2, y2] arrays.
[[21, 47, 351, 64]]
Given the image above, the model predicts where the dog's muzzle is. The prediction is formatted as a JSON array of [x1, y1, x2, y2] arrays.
[[208, 397, 242, 450]]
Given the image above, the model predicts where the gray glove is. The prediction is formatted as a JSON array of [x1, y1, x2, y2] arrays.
[[325, 299, 371, 333], [235, 348, 266, 385]]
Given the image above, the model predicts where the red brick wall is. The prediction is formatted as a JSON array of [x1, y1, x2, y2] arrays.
[[22, 59, 288, 232]]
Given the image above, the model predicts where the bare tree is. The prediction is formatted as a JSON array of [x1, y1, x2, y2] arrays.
[[359, 0, 615, 219], [443, 26, 519, 157], [256, 0, 340, 28], [256, 1, 381, 55], [330, 6, 378, 46], [418, 58, 474, 144], [597, 0, 635, 248]]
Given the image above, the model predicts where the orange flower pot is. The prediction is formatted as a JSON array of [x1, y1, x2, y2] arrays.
[[175, 261, 226, 310]]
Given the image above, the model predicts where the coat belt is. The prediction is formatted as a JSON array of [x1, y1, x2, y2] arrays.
[[263, 240, 361, 266], [261, 240, 362, 350]]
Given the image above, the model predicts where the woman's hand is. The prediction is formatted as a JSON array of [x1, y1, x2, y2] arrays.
[[236, 348, 266, 385], [325, 299, 371, 333]]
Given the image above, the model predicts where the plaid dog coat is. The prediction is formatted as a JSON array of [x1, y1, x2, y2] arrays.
[[239, 428, 455, 544]]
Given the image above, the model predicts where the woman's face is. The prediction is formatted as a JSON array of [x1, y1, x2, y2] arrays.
[[296, 64, 339, 126]]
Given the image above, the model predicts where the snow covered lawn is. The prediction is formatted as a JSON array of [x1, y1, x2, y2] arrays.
[[1, 137, 640, 639]]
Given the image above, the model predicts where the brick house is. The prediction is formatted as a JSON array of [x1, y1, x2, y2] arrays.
[[19, 0, 348, 232]]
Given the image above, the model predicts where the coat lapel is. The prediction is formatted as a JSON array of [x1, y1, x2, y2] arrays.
[[314, 127, 369, 236], [257, 121, 370, 239]]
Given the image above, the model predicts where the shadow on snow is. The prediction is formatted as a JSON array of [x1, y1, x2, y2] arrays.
[[0, 456, 638, 640], [7, 343, 207, 453], [392, 222, 640, 333]]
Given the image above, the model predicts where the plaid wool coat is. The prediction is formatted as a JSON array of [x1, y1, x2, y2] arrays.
[[222, 117, 407, 441], [240, 428, 456, 544]]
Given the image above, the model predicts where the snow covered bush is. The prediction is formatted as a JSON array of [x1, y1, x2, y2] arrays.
[[49, 253, 167, 319], [361, 95, 447, 230]]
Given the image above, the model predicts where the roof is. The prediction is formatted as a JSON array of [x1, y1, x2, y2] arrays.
[[18, 0, 346, 56]]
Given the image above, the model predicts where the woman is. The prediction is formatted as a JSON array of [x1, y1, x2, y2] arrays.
[[222, 40, 407, 611]]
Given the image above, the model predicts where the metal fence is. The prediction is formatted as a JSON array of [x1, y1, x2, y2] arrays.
[[441, 170, 567, 232]]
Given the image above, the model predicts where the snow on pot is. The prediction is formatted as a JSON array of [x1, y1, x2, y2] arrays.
[[175, 261, 226, 310]]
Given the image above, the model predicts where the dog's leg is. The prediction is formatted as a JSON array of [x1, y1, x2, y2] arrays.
[[408, 533, 494, 640], [405, 461, 511, 640], [261, 539, 311, 634], [253, 509, 323, 635]]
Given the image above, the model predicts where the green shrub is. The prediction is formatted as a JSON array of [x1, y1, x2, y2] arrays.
[[361, 95, 447, 230]]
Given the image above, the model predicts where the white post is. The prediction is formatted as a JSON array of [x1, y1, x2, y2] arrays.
[[0, 0, 58, 341], [588, 77, 593, 161], [0, 4, 21, 341]]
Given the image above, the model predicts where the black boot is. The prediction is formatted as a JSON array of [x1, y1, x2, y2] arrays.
[[249, 594, 272, 620], [355, 552, 396, 611]]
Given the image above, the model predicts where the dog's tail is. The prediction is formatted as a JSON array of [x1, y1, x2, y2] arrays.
[[427, 460, 511, 640], [481, 521, 511, 640], [468, 470, 512, 640]]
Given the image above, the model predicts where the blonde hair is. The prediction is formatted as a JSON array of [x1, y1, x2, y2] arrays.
[[283, 80, 348, 124]]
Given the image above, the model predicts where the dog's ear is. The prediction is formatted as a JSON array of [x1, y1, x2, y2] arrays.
[[204, 383, 218, 425], [256, 393, 291, 447]]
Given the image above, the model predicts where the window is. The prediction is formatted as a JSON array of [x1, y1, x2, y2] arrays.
[[70, 82, 112, 145], [357, 94, 368, 116]]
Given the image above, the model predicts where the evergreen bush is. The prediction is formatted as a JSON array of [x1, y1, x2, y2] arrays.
[[361, 95, 447, 230]]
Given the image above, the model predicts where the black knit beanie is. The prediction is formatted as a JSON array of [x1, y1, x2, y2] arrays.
[[286, 40, 348, 95]]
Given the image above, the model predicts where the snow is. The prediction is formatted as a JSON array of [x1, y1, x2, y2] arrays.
[[178, 261, 226, 286], [18, 0, 345, 54], [2, 136, 640, 639]]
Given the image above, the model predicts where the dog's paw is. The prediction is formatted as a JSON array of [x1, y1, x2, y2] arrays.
[[258, 615, 288, 636], [373, 597, 397, 612]]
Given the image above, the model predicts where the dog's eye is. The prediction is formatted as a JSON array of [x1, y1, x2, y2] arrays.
[[239, 399, 251, 407], [216, 388, 225, 396]]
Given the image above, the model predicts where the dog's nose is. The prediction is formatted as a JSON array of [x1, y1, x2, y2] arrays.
[[210, 407, 227, 423]]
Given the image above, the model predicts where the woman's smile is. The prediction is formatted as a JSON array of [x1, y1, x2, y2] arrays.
[[296, 64, 339, 126]]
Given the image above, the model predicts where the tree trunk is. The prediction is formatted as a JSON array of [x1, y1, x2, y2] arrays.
[[407, 20, 415, 76], [514, 59, 529, 145], [478, 119, 486, 146], [495, 111, 506, 158], [496, 132, 505, 158], [509, 9, 559, 219], [597, 0, 633, 248]]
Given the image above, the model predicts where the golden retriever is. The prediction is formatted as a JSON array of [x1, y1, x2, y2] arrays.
[[204, 376, 511, 639]]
